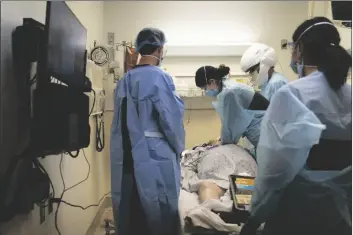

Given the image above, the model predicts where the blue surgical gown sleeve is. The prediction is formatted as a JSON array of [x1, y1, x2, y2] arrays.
[[220, 89, 254, 145], [266, 79, 287, 101], [250, 87, 326, 223], [150, 74, 185, 156], [261, 73, 288, 101]]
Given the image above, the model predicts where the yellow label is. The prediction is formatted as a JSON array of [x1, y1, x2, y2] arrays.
[[235, 178, 255, 186], [235, 194, 252, 205]]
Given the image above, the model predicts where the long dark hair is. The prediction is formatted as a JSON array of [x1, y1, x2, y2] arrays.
[[195, 64, 230, 91], [293, 17, 351, 90]]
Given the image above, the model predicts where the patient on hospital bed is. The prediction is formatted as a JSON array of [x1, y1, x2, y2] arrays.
[[181, 142, 257, 202], [180, 141, 258, 234]]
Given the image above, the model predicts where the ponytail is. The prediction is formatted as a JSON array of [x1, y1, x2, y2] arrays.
[[216, 64, 230, 80], [216, 65, 230, 92], [293, 17, 352, 90], [319, 44, 351, 90], [195, 64, 231, 91]]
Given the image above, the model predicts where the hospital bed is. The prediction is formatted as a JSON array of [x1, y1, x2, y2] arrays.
[[179, 91, 270, 234], [179, 156, 260, 235], [179, 188, 260, 235], [178, 136, 268, 235]]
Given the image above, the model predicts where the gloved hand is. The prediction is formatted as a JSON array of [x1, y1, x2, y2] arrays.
[[239, 224, 257, 235], [239, 218, 260, 235]]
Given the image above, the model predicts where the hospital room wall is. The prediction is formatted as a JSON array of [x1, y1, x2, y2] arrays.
[[103, 1, 308, 81], [103, 1, 308, 148], [1, 2, 111, 235]]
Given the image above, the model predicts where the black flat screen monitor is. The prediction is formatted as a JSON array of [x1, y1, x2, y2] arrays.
[[331, 1, 352, 21], [44, 1, 87, 89]]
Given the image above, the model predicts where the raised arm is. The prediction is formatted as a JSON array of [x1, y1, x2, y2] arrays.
[[220, 88, 255, 145]]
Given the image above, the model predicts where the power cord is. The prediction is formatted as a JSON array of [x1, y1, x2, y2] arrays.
[[95, 114, 105, 152], [64, 149, 90, 193], [54, 149, 94, 235], [39, 149, 104, 235], [55, 154, 65, 235], [89, 89, 96, 116], [52, 192, 111, 210], [34, 159, 55, 207], [66, 150, 80, 158]]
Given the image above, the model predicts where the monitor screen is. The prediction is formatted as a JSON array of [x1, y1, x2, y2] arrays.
[[234, 177, 255, 206], [45, 2, 87, 89], [331, 1, 352, 21]]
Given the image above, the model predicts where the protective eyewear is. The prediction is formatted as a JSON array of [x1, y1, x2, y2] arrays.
[[246, 64, 260, 76]]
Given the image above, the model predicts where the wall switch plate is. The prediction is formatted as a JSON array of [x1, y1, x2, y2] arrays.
[[48, 193, 53, 215], [107, 32, 115, 46], [40, 205, 46, 224], [281, 39, 288, 50]]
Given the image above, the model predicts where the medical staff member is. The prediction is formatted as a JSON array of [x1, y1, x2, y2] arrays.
[[240, 17, 352, 235], [195, 65, 268, 148], [240, 43, 288, 101], [110, 28, 185, 235]]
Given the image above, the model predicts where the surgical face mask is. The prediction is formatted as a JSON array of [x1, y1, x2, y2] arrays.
[[156, 55, 163, 67], [290, 59, 298, 74], [257, 64, 270, 87], [206, 89, 219, 97], [297, 61, 304, 78], [296, 60, 318, 79], [157, 47, 167, 66], [250, 70, 259, 84], [161, 46, 167, 60], [294, 49, 317, 79], [293, 46, 304, 78]]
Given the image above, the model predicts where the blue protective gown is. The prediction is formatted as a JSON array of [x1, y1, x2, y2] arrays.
[[249, 71, 352, 235], [212, 80, 264, 147], [110, 65, 185, 235], [259, 72, 288, 101]]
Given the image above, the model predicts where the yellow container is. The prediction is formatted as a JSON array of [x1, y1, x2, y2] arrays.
[[236, 78, 248, 84]]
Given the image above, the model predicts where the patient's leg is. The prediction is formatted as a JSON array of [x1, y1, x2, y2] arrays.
[[198, 181, 226, 203]]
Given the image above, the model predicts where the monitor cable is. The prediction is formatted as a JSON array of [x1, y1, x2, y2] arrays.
[[66, 150, 80, 158], [54, 149, 91, 235], [89, 89, 96, 116], [52, 149, 110, 235], [95, 113, 105, 152], [33, 159, 55, 208], [54, 154, 65, 235]]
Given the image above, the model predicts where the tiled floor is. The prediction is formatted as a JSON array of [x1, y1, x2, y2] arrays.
[[93, 207, 115, 235]]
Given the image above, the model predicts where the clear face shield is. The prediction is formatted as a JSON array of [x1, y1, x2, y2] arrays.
[[246, 64, 260, 86], [161, 45, 168, 59], [155, 45, 168, 66], [287, 41, 301, 74], [202, 66, 219, 97]]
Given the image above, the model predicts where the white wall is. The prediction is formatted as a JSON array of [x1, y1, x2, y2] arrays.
[[0, 1, 110, 235], [102, 1, 309, 145], [66, 1, 104, 51], [103, 1, 309, 83]]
